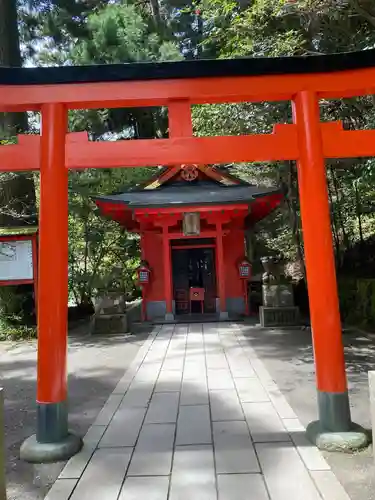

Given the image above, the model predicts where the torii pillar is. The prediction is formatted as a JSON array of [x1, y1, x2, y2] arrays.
[[20, 104, 82, 463], [293, 91, 368, 451]]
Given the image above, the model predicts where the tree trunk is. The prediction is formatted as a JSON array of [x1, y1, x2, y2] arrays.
[[0, 0, 36, 226], [331, 167, 350, 259], [327, 169, 340, 258], [149, 0, 161, 24], [0, 0, 21, 66], [0, 0, 27, 134], [284, 161, 306, 279], [0, 0, 37, 324], [354, 179, 364, 247]]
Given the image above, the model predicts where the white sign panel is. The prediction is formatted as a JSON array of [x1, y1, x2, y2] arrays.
[[0, 240, 33, 281]]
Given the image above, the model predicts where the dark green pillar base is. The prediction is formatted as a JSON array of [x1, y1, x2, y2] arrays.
[[307, 390, 371, 452], [20, 401, 83, 463], [306, 420, 370, 453], [36, 401, 68, 443], [317, 390, 352, 432], [20, 432, 83, 464]]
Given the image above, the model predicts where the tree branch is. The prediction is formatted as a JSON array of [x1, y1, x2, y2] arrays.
[[349, 0, 375, 28]]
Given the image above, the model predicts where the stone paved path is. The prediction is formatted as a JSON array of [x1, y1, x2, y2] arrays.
[[46, 323, 351, 500]]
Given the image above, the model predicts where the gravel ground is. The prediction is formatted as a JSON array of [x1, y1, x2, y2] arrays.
[[0, 327, 148, 500], [241, 324, 375, 500]]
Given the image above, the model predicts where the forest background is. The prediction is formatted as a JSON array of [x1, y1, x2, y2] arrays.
[[1, 0, 375, 337]]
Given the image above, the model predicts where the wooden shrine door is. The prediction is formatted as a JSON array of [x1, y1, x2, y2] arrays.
[[172, 244, 217, 315]]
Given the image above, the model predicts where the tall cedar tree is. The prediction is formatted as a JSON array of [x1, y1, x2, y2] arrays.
[[0, 0, 37, 323]]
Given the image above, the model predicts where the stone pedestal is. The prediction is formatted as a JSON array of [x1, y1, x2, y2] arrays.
[[91, 292, 128, 334], [259, 306, 299, 327], [369, 371, 375, 460], [260, 284, 299, 327], [262, 284, 294, 307]]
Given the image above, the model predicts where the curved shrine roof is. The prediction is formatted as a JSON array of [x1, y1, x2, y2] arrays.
[[94, 182, 280, 209], [94, 179, 283, 231]]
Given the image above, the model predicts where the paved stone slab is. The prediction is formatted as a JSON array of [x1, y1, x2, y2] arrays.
[[213, 421, 260, 474], [155, 332, 173, 341], [256, 442, 322, 500], [217, 474, 269, 500], [145, 392, 179, 423], [113, 375, 133, 395], [176, 405, 212, 445], [121, 381, 154, 407], [59, 425, 106, 479], [281, 418, 330, 471], [45, 479, 78, 500], [185, 346, 205, 357], [70, 448, 133, 500], [93, 394, 123, 426], [247, 357, 274, 385], [206, 353, 229, 369], [207, 369, 235, 390], [204, 336, 221, 348], [119, 477, 170, 500], [162, 355, 185, 371], [183, 360, 206, 380], [210, 390, 244, 421], [168, 336, 187, 348], [243, 402, 290, 442], [134, 363, 161, 383], [290, 431, 331, 471], [188, 324, 203, 334], [165, 338, 186, 354], [127, 423, 175, 476], [310, 470, 351, 500], [180, 377, 209, 405], [268, 388, 297, 419], [187, 329, 204, 339], [234, 377, 269, 403], [169, 445, 216, 500], [99, 407, 146, 447], [227, 358, 256, 378], [156, 330, 174, 341], [282, 417, 305, 433], [143, 340, 169, 363], [155, 370, 182, 392]]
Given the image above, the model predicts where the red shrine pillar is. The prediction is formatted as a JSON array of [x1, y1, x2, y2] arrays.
[[21, 104, 82, 462], [163, 227, 174, 321], [216, 222, 228, 320], [293, 91, 351, 434]]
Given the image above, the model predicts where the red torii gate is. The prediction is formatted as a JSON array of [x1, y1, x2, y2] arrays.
[[1, 52, 373, 461]]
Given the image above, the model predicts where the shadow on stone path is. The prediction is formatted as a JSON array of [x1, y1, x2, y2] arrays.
[[1, 331, 148, 500], [240, 325, 375, 500]]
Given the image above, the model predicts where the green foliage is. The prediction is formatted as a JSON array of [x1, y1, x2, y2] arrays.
[[339, 278, 375, 329], [0, 320, 36, 341], [194, 0, 375, 279], [0, 286, 36, 335], [6, 0, 375, 333], [70, 3, 181, 65], [67, 167, 155, 306]]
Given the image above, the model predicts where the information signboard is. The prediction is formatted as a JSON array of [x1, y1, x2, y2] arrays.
[[0, 239, 34, 281]]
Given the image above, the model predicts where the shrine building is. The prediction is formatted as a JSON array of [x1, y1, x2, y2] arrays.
[[94, 164, 282, 321]]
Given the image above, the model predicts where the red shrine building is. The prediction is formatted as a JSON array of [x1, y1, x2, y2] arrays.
[[95, 164, 282, 321]]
